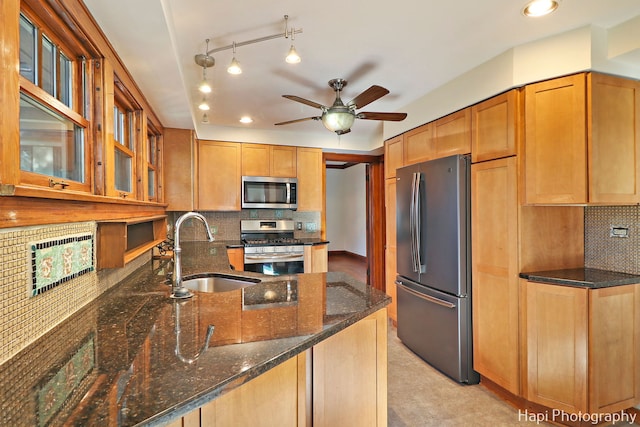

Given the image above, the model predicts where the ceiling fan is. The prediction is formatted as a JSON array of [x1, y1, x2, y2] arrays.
[[275, 78, 407, 135]]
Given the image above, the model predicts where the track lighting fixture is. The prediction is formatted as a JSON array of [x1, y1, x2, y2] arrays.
[[198, 97, 210, 111], [227, 42, 242, 75], [196, 39, 214, 93]]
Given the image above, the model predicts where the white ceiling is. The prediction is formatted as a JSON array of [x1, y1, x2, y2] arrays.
[[83, 0, 640, 153]]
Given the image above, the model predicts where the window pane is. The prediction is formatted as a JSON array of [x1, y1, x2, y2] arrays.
[[114, 149, 132, 192], [41, 36, 56, 96], [148, 134, 156, 165], [19, 15, 37, 83], [59, 52, 72, 108], [19, 94, 84, 182], [148, 168, 155, 198]]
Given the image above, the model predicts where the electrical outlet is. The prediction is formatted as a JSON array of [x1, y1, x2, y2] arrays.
[[296, 222, 302, 230]]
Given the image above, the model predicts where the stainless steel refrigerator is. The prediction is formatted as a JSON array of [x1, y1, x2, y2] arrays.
[[395, 154, 479, 384]]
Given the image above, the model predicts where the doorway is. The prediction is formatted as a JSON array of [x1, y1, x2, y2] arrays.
[[323, 153, 386, 291]]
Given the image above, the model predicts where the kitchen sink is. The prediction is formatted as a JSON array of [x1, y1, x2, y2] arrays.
[[181, 273, 261, 293]]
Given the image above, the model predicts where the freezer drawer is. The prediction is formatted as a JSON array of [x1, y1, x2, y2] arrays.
[[396, 278, 479, 384]]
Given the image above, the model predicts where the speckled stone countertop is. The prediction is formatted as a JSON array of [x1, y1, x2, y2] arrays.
[[520, 268, 640, 288], [0, 241, 388, 427]]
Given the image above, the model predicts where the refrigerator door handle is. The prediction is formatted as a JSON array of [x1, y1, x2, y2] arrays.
[[413, 172, 426, 273], [396, 281, 457, 309], [410, 172, 419, 272]]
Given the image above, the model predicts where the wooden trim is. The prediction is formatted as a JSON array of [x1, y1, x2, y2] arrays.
[[367, 161, 386, 291], [0, 195, 166, 228]]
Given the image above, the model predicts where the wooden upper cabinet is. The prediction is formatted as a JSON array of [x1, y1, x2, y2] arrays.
[[384, 135, 404, 179], [270, 145, 297, 177], [588, 73, 640, 204], [471, 89, 520, 162], [433, 108, 471, 157], [241, 143, 296, 177], [524, 74, 587, 204], [404, 123, 434, 165], [296, 147, 323, 212], [197, 140, 241, 211], [524, 72, 640, 205], [163, 128, 194, 211]]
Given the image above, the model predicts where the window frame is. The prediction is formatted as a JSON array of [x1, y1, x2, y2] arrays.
[[18, 5, 93, 193]]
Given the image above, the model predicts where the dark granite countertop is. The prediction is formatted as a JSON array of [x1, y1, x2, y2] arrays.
[[520, 268, 640, 288], [0, 241, 388, 427]]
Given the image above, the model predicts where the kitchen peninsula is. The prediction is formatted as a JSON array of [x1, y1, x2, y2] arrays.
[[0, 242, 390, 427]]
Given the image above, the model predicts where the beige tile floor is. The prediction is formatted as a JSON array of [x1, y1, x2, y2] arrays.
[[387, 323, 638, 427]]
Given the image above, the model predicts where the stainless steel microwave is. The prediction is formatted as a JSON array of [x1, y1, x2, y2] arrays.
[[241, 176, 297, 209]]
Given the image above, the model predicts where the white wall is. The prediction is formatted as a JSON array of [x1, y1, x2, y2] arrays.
[[325, 164, 367, 257]]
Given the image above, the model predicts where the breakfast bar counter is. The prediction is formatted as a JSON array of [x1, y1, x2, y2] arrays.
[[0, 241, 390, 426]]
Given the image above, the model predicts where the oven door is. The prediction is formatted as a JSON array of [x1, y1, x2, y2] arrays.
[[243, 252, 304, 276]]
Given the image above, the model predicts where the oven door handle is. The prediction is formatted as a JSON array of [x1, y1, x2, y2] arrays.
[[244, 253, 304, 263]]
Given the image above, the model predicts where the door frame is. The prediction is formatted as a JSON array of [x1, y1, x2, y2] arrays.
[[323, 152, 386, 291]]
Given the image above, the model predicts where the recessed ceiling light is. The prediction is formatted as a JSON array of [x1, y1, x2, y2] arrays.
[[239, 116, 253, 124], [522, 0, 559, 17]]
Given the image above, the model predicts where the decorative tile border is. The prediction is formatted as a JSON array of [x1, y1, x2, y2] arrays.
[[28, 234, 94, 297]]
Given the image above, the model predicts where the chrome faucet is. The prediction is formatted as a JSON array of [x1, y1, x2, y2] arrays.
[[172, 212, 215, 299]]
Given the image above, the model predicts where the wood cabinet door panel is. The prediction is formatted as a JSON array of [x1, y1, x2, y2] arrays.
[[588, 73, 640, 204], [404, 123, 434, 165], [296, 147, 323, 211], [524, 74, 587, 204], [270, 145, 297, 177], [384, 135, 404, 179], [471, 158, 519, 394], [241, 143, 270, 177], [163, 129, 194, 211], [197, 140, 241, 211], [471, 90, 519, 162], [433, 108, 471, 157], [526, 282, 588, 413], [589, 284, 640, 412]]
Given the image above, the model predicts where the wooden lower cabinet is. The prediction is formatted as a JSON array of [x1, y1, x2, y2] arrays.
[[227, 247, 244, 271], [171, 309, 387, 427], [525, 281, 640, 414], [304, 244, 328, 273]]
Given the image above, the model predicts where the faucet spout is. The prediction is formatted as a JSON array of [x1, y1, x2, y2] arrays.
[[172, 212, 215, 299]]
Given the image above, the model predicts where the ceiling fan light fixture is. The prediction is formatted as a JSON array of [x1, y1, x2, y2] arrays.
[[322, 111, 355, 134], [522, 0, 559, 17]]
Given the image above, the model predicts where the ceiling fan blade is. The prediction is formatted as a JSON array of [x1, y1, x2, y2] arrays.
[[357, 112, 408, 121], [348, 85, 389, 109], [274, 116, 321, 126], [282, 95, 326, 110]]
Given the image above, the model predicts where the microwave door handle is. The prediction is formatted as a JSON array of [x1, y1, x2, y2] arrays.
[[286, 183, 291, 204]]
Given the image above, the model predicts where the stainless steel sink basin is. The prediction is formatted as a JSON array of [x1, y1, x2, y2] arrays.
[[181, 273, 261, 293]]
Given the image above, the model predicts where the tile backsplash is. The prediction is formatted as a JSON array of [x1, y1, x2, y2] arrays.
[[167, 210, 322, 241], [0, 222, 148, 365], [585, 205, 640, 274]]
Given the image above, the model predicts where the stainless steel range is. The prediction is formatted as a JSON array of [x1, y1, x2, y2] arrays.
[[241, 220, 304, 276]]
